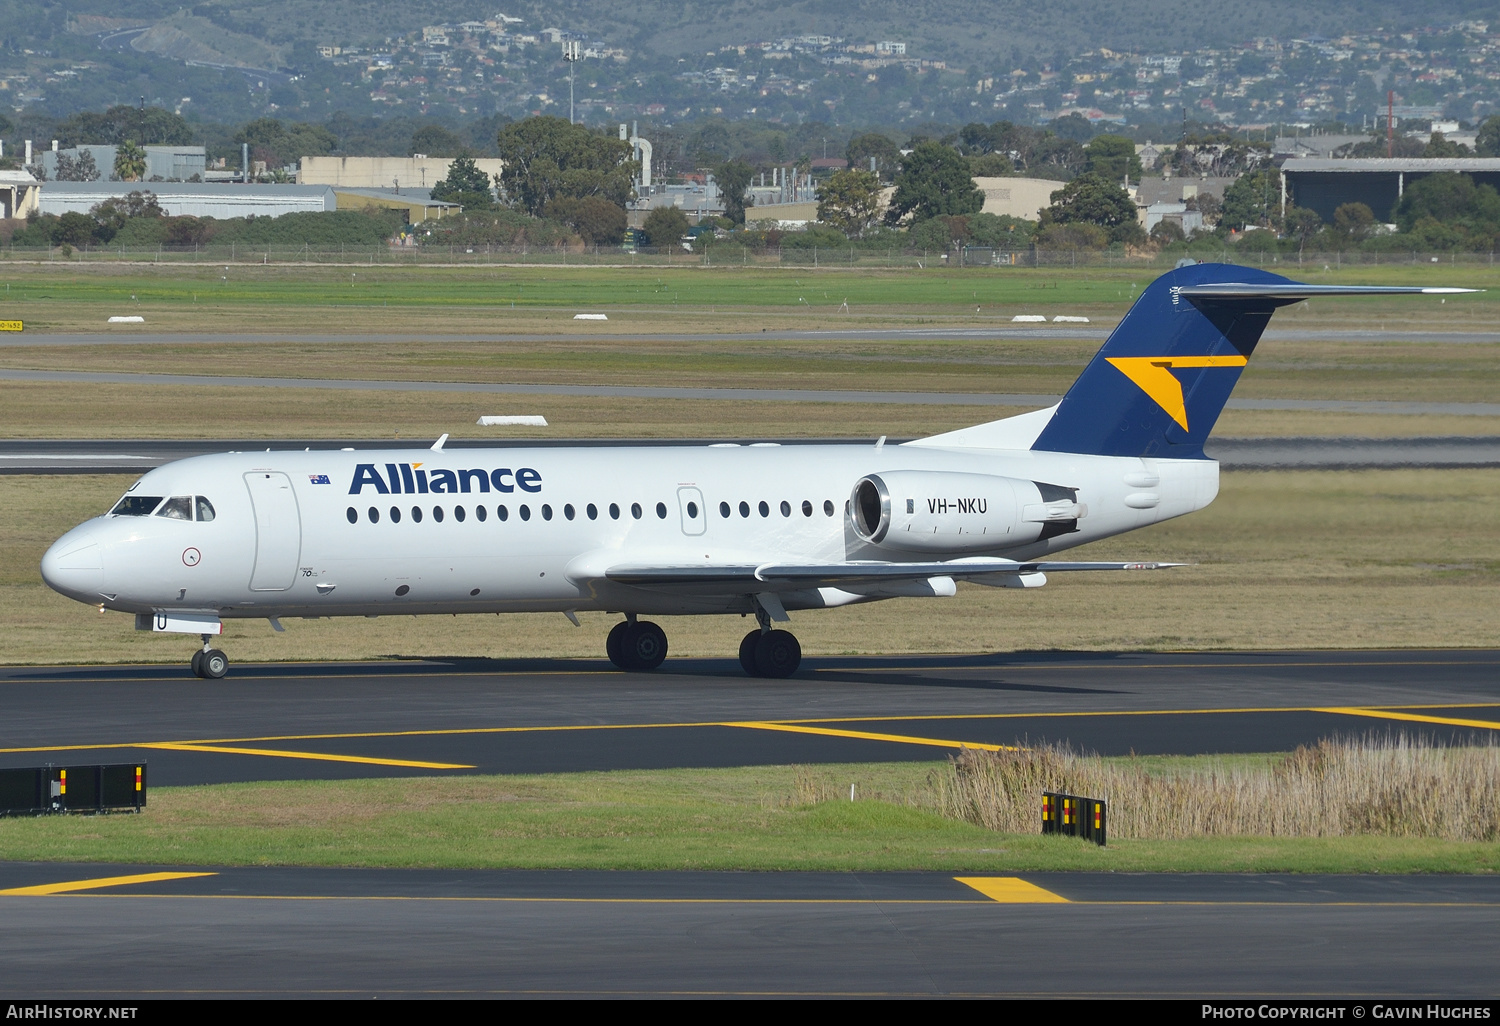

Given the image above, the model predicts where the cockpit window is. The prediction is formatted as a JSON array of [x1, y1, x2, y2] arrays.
[[155, 496, 193, 521], [110, 495, 164, 517], [195, 496, 216, 522]]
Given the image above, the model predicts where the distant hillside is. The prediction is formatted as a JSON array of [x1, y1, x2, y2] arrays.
[[26, 0, 1499, 59]]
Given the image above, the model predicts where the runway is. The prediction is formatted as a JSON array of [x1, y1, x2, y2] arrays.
[[5, 367, 1500, 417], [1, 865, 1498, 997], [3, 650, 1498, 998], [8, 327, 1500, 345], [3, 651, 1496, 786], [4, 436, 1500, 473]]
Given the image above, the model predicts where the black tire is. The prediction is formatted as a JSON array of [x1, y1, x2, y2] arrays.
[[606, 621, 630, 670], [738, 630, 762, 676], [753, 630, 801, 678], [201, 649, 229, 679], [190, 649, 205, 678], [622, 620, 668, 671]]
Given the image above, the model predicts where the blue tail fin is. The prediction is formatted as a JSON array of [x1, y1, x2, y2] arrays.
[[1030, 263, 1297, 459]]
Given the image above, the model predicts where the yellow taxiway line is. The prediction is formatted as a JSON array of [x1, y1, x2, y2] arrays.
[[139, 741, 474, 770], [1313, 707, 1500, 732], [725, 721, 1014, 752], [0, 872, 217, 896]]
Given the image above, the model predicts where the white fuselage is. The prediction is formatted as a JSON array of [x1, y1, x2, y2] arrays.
[[41, 442, 1218, 621]]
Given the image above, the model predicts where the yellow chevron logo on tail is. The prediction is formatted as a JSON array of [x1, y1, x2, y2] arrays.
[[1105, 355, 1249, 431]]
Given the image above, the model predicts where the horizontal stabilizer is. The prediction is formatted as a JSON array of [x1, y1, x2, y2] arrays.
[[1178, 283, 1479, 301], [604, 559, 1181, 592]]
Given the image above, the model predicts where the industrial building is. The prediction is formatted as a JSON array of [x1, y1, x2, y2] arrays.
[[973, 177, 1062, 221], [0, 169, 41, 219], [38, 145, 208, 183], [1281, 157, 1500, 222], [299, 155, 504, 191], [331, 187, 462, 222], [38, 182, 336, 219]]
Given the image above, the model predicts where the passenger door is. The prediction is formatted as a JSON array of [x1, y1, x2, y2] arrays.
[[244, 472, 302, 591]]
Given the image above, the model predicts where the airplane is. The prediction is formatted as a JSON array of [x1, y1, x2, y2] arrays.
[[40, 262, 1473, 679]]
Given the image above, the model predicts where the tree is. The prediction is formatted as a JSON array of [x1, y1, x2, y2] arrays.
[[817, 169, 883, 238], [640, 206, 690, 250], [845, 132, 901, 181], [714, 159, 755, 226], [966, 152, 1014, 176], [1040, 172, 1142, 243], [1332, 202, 1377, 242], [496, 116, 637, 217], [53, 150, 101, 182], [410, 125, 465, 157], [1149, 219, 1187, 247], [544, 195, 627, 245], [1084, 134, 1142, 184], [55, 212, 97, 248], [431, 156, 496, 210], [90, 190, 164, 241], [232, 118, 338, 173], [1394, 172, 1500, 234], [1424, 131, 1471, 158], [1048, 113, 1096, 143], [56, 105, 193, 147], [113, 141, 147, 183], [1284, 206, 1323, 255], [1220, 166, 1282, 231], [884, 142, 983, 225], [1476, 116, 1500, 158]]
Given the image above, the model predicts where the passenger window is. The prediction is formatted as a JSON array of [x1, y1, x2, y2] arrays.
[[609, 503, 620, 520], [411, 506, 423, 523], [802, 500, 813, 517], [655, 502, 667, 519], [564, 503, 575, 521], [454, 505, 466, 522], [719, 501, 731, 518], [155, 496, 193, 521], [433, 506, 445, 523], [780, 500, 791, 517], [476, 505, 487, 522], [587, 503, 598, 520], [520, 504, 531, 521], [497, 505, 509, 521], [110, 495, 163, 517], [738, 501, 750, 518], [194, 496, 216, 522], [390, 506, 402, 523], [369, 506, 380, 524], [541, 504, 553, 521], [758, 501, 769, 518], [825, 500, 836, 517], [631, 502, 642, 519], [687, 501, 699, 519], [346, 507, 358, 524]]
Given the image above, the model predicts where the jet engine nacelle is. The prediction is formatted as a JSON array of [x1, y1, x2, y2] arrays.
[[850, 471, 1084, 552]]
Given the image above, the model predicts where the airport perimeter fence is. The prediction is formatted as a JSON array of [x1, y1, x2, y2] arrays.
[[0, 242, 1496, 270]]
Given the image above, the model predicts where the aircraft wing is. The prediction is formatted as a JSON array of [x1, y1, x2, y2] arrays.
[[603, 558, 1182, 591]]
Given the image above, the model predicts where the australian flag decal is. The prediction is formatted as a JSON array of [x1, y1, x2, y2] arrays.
[[309, 474, 331, 485]]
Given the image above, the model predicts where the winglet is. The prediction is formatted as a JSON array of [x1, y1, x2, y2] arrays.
[[430, 433, 449, 452]]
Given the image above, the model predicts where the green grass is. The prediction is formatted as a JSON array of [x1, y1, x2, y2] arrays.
[[1, 763, 1495, 873]]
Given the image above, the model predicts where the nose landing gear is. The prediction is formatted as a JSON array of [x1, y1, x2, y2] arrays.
[[190, 634, 229, 679]]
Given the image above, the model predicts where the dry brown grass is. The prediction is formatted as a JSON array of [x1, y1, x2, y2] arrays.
[[939, 736, 1500, 841]]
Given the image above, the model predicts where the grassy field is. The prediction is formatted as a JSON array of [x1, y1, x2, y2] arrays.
[[0, 261, 1496, 333], [0, 760, 1495, 873], [5, 467, 1498, 666]]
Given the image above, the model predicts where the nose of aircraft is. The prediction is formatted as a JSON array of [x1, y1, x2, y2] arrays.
[[41, 522, 107, 602]]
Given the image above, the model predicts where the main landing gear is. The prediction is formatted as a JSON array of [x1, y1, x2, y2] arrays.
[[606, 617, 668, 671], [740, 600, 801, 678], [190, 634, 229, 679]]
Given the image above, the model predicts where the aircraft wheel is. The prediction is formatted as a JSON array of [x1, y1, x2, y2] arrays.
[[621, 621, 668, 671], [606, 621, 630, 670], [200, 649, 229, 680], [753, 630, 801, 678], [738, 630, 762, 676], [190, 650, 206, 678]]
